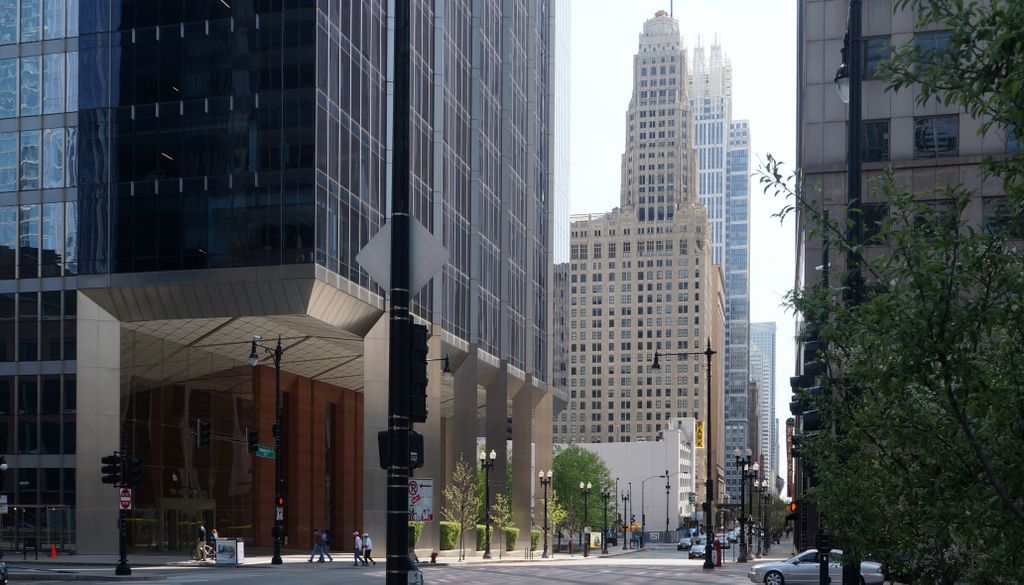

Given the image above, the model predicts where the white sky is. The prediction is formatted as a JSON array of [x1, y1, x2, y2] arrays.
[[568, 0, 798, 490]]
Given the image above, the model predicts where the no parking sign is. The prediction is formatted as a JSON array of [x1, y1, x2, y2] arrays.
[[408, 479, 433, 521]]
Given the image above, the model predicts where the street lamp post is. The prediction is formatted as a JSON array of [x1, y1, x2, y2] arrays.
[[760, 479, 771, 555], [601, 490, 610, 555], [585, 483, 593, 561], [664, 470, 671, 544], [652, 341, 717, 570], [748, 462, 759, 557], [640, 473, 666, 549], [539, 470, 552, 559], [249, 335, 284, 565], [733, 447, 753, 563], [480, 449, 497, 559], [614, 477, 619, 545], [621, 490, 630, 550]]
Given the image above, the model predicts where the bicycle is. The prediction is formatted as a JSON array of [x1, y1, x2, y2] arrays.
[[190, 542, 216, 561]]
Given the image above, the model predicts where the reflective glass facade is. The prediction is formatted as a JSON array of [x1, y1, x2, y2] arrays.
[[0, 0, 79, 541]]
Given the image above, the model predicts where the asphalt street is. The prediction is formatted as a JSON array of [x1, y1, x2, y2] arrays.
[[14, 544, 784, 584]]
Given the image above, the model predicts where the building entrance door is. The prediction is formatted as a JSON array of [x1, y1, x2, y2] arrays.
[[158, 498, 215, 552]]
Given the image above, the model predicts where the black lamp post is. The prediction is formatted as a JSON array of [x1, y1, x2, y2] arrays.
[[539, 470, 552, 559], [760, 479, 770, 556], [621, 489, 630, 550], [748, 461, 759, 558], [652, 341, 717, 570], [480, 449, 497, 559], [664, 470, 671, 543], [601, 490, 611, 555], [733, 447, 753, 563], [250, 335, 284, 565], [614, 477, 620, 545], [579, 481, 592, 557]]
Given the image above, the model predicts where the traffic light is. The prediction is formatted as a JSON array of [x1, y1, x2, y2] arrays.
[[101, 453, 123, 485], [127, 456, 141, 487], [246, 428, 258, 453], [196, 418, 211, 448], [409, 323, 429, 424], [275, 495, 287, 507]]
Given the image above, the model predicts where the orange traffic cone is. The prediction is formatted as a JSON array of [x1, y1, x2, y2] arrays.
[[49, 544, 57, 558]]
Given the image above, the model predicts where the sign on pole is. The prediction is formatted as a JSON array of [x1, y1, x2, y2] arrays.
[[695, 421, 705, 449], [408, 478, 433, 521], [119, 488, 133, 511], [275, 506, 284, 521], [256, 446, 276, 459]]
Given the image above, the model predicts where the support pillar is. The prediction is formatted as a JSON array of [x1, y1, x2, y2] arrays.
[[362, 313, 390, 548], [511, 379, 536, 552], [452, 350, 479, 549]]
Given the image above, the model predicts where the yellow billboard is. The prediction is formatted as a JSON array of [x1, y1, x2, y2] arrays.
[[695, 421, 705, 448]]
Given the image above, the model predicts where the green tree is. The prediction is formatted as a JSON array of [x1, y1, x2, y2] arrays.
[[758, 2, 1024, 581], [547, 488, 568, 552], [551, 445, 614, 546], [490, 492, 515, 557], [440, 458, 479, 561]]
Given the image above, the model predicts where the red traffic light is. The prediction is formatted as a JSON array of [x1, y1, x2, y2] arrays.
[[276, 496, 286, 506], [789, 501, 798, 512]]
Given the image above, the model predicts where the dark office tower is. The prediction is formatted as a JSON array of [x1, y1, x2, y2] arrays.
[[68, 0, 565, 556], [0, 0, 81, 545]]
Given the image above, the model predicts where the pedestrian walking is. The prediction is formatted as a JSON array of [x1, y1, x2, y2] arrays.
[[319, 529, 333, 562], [362, 532, 375, 566], [353, 531, 363, 566], [308, 529, 322, 562], [196, 522, 207, 561]]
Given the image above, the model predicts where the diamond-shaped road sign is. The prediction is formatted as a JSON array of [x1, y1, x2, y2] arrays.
[[356, 219, 448, 293]]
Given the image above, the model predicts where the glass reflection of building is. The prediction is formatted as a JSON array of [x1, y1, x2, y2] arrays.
[[65, 0, 562, 556], [0, 0, 81, 546]]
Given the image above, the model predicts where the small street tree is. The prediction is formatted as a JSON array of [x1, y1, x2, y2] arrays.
[[441, 457, 479, 561], [490, 492, 514, 558], [547, 488, 568, 553]]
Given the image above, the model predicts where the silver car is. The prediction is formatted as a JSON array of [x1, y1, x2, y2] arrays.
[[748, 549, 885, 585]]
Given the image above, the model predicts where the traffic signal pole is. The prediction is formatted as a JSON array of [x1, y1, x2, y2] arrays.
[[115, 426, 130, 576], [386, 1, 413, 583]]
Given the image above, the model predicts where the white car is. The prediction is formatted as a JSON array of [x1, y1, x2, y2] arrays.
[[748, 549, 885, 585]]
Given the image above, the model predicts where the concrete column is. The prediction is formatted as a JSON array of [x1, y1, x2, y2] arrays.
[[534, 386, 553, 551], [75, 293, 122, 554], [361, 314, 389, 549], [485, 366, 509, 498], [452, 351, 479, 466], [510, 380, 535, 551]]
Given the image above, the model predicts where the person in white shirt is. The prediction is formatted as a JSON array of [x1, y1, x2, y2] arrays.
[[353, 531, 363, 566]]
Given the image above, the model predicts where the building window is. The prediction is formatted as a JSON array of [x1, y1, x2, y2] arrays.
[[914, 116, 958, 159], [863, 37, 890, 79], [983, 197, 1021, 238], [862, 120, 889, 162], [913, 30, 954, 56]]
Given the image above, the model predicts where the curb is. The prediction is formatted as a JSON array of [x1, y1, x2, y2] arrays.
[[9, 572, 168, 581]]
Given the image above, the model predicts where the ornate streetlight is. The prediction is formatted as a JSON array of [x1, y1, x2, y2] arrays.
[[250, 335, 284, 565], [539, 470, 553, 558], [601, 490, 611, 554], [579, 481, 592, 557], [621, 489, 630, 550], [480, 449, 497, 559], [732, 447, 753, 563]]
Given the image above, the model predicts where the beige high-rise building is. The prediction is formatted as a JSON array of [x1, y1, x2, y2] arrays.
[[555, 9, 726, 513]]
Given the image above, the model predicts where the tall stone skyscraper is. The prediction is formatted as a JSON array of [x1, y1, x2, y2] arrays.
[[556, 10, 726, 516], [690, 43, 752, 502]]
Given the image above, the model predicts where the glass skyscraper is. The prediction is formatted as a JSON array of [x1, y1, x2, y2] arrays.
[[0, 0, 566, 554], [0, 0, 80, 545], [689, 42, 751, 503]]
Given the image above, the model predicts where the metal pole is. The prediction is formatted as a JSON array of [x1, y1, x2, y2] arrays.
[[115, 426, 130, 575], [541, 478, 550, 558], [582, 487, 589, 558], [602, 492, 609, 554], [614, 478, 619, 545], [483, 460, 492, 559], [271, 338, 283, 565], [842, 2, 864, 582], [702, 342, 716, 570], [664, 471, 670, 543], [386, 0, 413, 582], [621, 492, 629, 551], [738, 463, 747, 562], [640, 483, 645, 549]]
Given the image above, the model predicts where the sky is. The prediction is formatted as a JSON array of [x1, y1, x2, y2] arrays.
[[568, 0, 798, 490]]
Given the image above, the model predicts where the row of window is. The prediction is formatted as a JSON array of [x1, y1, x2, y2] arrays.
[[0, 0, 79, 45], [0, 53, 80, 119], [0, 202, 78, 278], [862, 30, 952, 80], [0, 290, 77, 361], [0, 128, 79, 192]]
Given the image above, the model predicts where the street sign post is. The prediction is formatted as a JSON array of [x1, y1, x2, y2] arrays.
[[119, 488, 132, 511], [408, 479, 433, 521], [256, 446, 275, 459]]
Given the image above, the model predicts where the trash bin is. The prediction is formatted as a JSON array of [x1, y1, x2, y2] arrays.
[[215, 538, 245, 566]]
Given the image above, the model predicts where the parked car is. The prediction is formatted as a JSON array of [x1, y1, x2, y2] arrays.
[[676, 536, 693, 551], [688, 542, 706, 560], [748, 549, 885, 585]]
